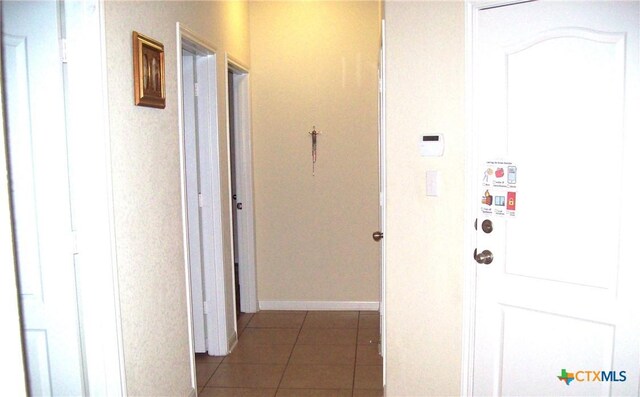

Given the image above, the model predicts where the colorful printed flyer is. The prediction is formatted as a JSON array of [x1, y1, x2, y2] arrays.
[[480, 160, 517, 218]]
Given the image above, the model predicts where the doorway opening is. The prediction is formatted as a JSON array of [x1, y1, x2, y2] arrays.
[[226, 59, 257, 319], [178, 26, 229, 367]]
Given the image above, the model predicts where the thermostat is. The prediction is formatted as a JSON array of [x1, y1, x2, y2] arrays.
[[420, 134, 444, 157]]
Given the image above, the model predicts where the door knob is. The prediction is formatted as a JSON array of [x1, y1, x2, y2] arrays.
[[372, 231, 383, 241], [474, 248, 493, 265]]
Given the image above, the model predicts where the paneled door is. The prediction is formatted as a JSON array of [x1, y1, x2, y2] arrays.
[[471, 1, 639, 395], [3, 1, 84, 395]]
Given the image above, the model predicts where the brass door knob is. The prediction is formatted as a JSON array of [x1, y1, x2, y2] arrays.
[[372, 231, 383, 241], [474, 248, 493, 265]]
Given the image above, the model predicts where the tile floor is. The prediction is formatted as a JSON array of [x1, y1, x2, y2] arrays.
[[196, 311, 383, 397]]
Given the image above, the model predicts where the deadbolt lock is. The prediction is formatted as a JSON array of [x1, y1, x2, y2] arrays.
[[481, 219, 493, 234]]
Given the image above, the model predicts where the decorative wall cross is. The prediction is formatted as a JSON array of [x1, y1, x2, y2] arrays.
[[309, 126, 321, 176]]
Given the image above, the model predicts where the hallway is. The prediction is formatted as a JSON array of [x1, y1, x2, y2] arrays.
[[196, 311, 383, 396]]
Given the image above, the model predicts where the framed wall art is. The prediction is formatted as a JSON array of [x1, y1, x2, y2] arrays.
[[133, 31, 166, 108]]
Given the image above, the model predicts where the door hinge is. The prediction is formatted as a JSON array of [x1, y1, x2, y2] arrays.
[[194, 82, 199, 97], [198, 193, 204, 208], [60, 38, 68, 63], [203, 300, 209, 314]]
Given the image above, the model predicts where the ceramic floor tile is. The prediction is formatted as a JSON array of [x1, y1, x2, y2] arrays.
[[289, 344, 356, 365], [223, 343, 294, 364], [196, 353, 225, 364], [297, 328, 357, 346], [302, 311, 359, 329], [197, 363, 220, 387], [354, 365, 383, 390], [276, 389, 352, 397], [237, 313, 254, 333], [199, 387, 277, 397], [239, 328, 300, 345], [207, 363, 286, 388], [357, 328, 380, 345], [248, 312, 306, 329], [279, 364, 354, 389], [358, 314, 380, 329], [356, 344, 382, 365], [352, 389, 384, 397]]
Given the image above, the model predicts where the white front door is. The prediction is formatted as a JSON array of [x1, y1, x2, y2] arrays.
[[3, 1, 84, 395], [471, 1, 640, 395]]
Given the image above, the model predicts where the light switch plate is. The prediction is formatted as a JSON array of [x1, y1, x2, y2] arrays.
[[426, 170, 439, 197]]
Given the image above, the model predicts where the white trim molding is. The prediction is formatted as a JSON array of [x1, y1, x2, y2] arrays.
[[177, 21, 229, 364], [225, 57, 258, 314], [259, 301, 380, 311]]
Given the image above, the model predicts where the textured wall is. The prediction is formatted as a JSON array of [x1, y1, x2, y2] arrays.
[[384, 2, 465, 395], [249, 1, 381, 305], [103, 1, 249, 395]]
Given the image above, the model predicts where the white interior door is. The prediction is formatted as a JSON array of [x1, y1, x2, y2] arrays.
[[182, 48, 207, 353], [471, 1, 640, 395], [3, 1, 84, 395]]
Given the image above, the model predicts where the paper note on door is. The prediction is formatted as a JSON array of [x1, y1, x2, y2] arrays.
[[481, 160, 517, 218]]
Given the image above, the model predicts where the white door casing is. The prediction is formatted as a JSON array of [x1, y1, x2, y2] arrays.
[[3, 1, 84, 394], [226, 59, 258, 315], [182, 47, 207, 353], [177, 25, 230, 360], [379, 18, 387, 388], [467, 1, 640, 396]]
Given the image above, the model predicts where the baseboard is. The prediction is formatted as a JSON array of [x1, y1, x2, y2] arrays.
[[259, 300, 380, 311], [227, 331, 238, 354], [227, 332, 238, 354]]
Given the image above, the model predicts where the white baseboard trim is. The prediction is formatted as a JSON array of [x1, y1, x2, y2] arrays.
[[259, 300, 380, 311], [227, 332, 238, 354], [227, 331, 238, 354]]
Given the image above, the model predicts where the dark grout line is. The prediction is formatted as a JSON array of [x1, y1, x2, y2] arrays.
[[274, 310, 308, 393], [351, 312, 361, 396], [200, 360, 221, 389]]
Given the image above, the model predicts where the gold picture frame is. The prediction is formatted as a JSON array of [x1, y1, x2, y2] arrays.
[[133, 31, 166, 108]]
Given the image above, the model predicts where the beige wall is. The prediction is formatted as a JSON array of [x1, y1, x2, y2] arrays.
[[384, 1, 466, 395], [249, 1, 381, 305], [104, 1, 249, 394]]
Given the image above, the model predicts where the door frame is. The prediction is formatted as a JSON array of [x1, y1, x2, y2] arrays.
[[225, 56, 258, 314], [62, 1, 126, 394], [379, 18, 387, 390], [461, 1, 528, 394], [177, 23, 229, 365]]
